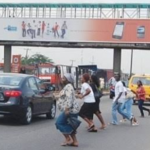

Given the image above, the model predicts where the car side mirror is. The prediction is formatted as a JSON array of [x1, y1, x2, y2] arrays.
[[48, 86, 55, 91]]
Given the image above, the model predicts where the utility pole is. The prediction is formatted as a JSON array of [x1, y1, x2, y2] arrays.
[[24, 48, 31, 65], [70, 60, 75, 66], [130, 49, 133, 77]]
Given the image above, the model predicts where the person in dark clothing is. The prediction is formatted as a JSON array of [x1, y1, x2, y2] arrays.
[[90, 74, 106, 129], [19, 67, 26, 74]]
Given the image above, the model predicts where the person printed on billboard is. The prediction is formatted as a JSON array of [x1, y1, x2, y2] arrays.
[[37, 21, 41, 36], [54, 22, 59, 38], [27, 23, 33, 39], [32, 20, 37, 39], [22, 21, 26, 37], [46, 23, 50, 35], [61, 21, 67, 38], [42, 21, 46, 37]]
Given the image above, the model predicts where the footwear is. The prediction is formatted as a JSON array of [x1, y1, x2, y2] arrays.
[[61, 140, 73, 146], [88, 129, 98, 132], [67, 143, 78, 147], [61, 143, 68, 146], [120, 119, 127, 123], [110, 122, 118, 125], [100, 125, 106, 129], [87, 124, 94, 131], [130, 118, 133, 125], [132, 122, 139, 126]]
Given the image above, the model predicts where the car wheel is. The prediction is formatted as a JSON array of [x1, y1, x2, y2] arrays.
[[46, 102, 56, 119], [21, 105, 32, 125]]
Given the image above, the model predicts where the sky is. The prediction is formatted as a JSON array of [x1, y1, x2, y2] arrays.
[[0, 0, 150, 74]]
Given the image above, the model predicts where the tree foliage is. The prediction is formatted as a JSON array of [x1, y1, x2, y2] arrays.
[[21, 53, 53, 65]]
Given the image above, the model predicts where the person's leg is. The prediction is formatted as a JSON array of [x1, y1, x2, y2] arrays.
[[117, 103, 132, 120], [138, 100, 144, 117], [34, 30, 36, 38], [125, 99, 133, 117], [54, 31, 56, 37], [95, 111, 106, 129], [63, 29, 66, 38], [24, 29, 26, 37], [55, 112, 73, 145], [120, 101, 126, 122], [141, 101, 150, 115], [94, 99, 106, 128], [27, 29, 30, 35], [111, 102, 118, 124], [70, 133, 78, 146], [57, 30, 59, 37], [61, 134, 72, 146], [79, 103, 94, 128], [82, 117, 94, 127]]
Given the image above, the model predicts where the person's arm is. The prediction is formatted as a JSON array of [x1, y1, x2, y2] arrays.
[[78, 88, 91, 99], [115, 83, 124, 103], [115, 92, 123, 104], [77, 84, 91, 99]]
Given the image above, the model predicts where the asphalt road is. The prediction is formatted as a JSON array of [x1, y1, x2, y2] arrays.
[[0, 96, 150, 150]]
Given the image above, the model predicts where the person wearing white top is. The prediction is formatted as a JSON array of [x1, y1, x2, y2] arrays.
[[77, 73, 97, 132], [111, 74, 134, 125], [111, 77, 124, 125]]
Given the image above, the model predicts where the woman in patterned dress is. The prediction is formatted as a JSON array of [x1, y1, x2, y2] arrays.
[[55, 73, 80, 147]]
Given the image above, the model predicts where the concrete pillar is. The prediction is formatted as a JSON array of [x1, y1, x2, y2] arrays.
[[113, 48, 121, 74], [4, 45, 12, 72]]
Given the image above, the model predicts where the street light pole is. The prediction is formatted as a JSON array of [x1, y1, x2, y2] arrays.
[[130, 49, 133, 77]]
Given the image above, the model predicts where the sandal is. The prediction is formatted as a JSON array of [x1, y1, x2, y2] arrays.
[[88, 128, 98, 132], [61, 143, 68, 146], [100, 125, 106, 129], [87, 124, 94, 131], [67, 143, 78, 147]]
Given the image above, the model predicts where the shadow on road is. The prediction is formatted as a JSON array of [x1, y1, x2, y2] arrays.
[[0, 115, 55, 126]]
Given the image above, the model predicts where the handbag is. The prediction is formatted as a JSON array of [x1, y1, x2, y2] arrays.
[[126, 90, 135, 99], [67, 116, 81, 131], [94, 85, 103, 99]]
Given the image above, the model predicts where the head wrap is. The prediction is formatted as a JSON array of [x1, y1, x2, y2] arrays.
[[64, 73, 74, 83]]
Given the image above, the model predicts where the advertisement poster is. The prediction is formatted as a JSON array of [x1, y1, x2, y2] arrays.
[[11, 55, 21, 73], [1, 18, 150, 43]]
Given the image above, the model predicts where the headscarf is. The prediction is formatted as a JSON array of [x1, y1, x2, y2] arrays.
[[64, 73, 74, 83]]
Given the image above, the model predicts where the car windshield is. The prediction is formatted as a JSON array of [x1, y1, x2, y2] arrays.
[[0, 76, 23, 86], [132, 77, 150, 86]]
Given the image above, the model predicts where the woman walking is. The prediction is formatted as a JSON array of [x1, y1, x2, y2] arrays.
[[136, 80, 150, 117], [77, 73, 97, 132], [90, 74, 106, 129], [55, 73, 80, 147]]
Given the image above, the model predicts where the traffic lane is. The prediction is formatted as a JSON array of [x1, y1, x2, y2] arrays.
[[0, 96, 150, 150]]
